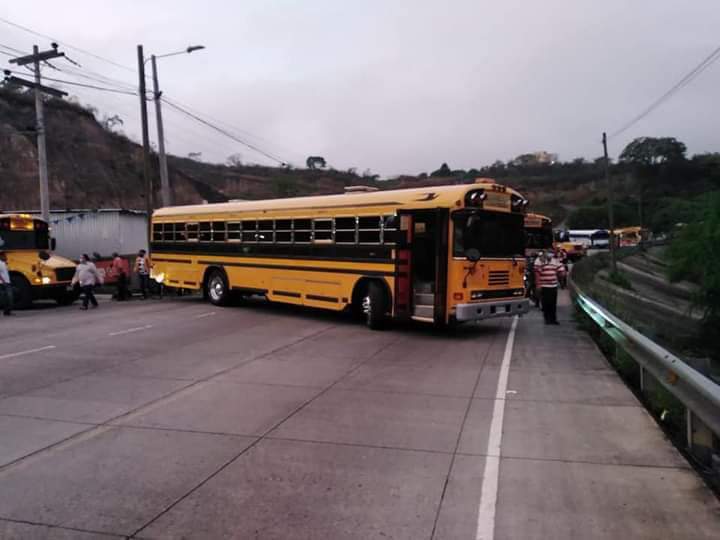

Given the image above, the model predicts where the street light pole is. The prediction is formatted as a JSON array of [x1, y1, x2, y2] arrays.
[[146, 45, 205, 209], [150, 54, 170, 208]]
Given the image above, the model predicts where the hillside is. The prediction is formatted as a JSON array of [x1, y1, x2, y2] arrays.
[[1, 87, 718, 231]]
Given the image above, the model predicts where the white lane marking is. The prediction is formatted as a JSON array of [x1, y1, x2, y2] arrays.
[[0, 345, 56, 360], [193, 311, 216, 319], [108, 324, 153, 337], [476, 316, 519, 540]]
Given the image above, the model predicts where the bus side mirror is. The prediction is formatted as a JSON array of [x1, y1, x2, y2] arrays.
[[465, 248, 481, 262], [38, 251, 51, 261], [50, 238, 57, 251]]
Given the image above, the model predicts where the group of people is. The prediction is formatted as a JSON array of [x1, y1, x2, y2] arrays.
[[526, 249, 568, 325], [73, 249, 152, 309], [0, 249, 152, 315]]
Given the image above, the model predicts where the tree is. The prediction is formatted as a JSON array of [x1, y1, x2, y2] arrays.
[[226, 153, 243, 167], [430, 163, 452, 177], [619, 137, 687, 166], [306, 156, 326, 169], [101, 114, 123, 131], [667, 192, 720, 359], [619, 137, 687, 227]]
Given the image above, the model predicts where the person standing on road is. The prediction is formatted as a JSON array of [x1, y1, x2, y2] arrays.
[[534, 251, 566, 325], [72, 253, 102, 310], [0, 252, 13, 316], [134, 249, 151, 299], [111, 252, 130, 301]]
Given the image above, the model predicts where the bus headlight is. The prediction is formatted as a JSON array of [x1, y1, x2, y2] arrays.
[[152, 272, 165, 284], [41, 276, 51, 285]]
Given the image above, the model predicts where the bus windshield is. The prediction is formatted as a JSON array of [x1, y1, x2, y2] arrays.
[[525, 226, 553, 250], [453, 210, 525, 258], [0, 226, 50, 251]]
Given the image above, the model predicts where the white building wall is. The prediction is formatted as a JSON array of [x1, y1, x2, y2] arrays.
[[48, 211, 148, 259]]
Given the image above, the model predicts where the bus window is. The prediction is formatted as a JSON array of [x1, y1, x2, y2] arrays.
[[313, 219, 333, 243], [335, 217, 356, 244], [275, 219, 292, 243], [358, 216, 381, 244], [227, 222, 241, 242], [212, 222, 226, 242], [186, 223, 199, 242], [294, 219, 312, 243]]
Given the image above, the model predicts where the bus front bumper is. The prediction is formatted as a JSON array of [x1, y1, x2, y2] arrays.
[[455, 298, 529, 322]]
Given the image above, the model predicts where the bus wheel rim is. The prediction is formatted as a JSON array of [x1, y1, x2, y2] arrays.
[[210, 277, 224, 301], [362, 295, 372, 318]]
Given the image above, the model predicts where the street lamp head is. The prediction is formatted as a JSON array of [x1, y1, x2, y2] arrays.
[[186, 45, 205, 53]]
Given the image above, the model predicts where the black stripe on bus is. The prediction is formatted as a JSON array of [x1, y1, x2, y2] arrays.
[[196, 259, 397, 277], [153, 257, 192, 264], [151, 242, 393, 264], [272, 290, 301, 298], [305, 294, 339, 303], [183, 281, 197, 286], [231, 286, 268, 295]]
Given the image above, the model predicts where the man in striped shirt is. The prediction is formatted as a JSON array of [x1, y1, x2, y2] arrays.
[[534, 251, 566, 325]]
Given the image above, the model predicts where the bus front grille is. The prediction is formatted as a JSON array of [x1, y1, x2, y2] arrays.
[[55, 267, 75, 282], [488, 270, 510, 286]]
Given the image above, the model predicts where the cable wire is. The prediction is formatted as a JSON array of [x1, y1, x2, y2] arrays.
[[610, 44, 720, 139], [162, 98, 288, 165], [0, 16, 136, 73]]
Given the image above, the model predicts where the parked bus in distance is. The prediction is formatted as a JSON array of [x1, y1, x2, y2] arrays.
[[552, 229, 586, 261], [0, 214, 78, 307], [150, 180, 530, 329], [613, 226, 650, 247], [567, 229, 610, 249], [524, 213, 553, 258]]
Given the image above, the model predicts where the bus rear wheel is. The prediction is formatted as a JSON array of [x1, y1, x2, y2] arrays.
[[205, 269, 230, 306], [362, 281, 387, 330]]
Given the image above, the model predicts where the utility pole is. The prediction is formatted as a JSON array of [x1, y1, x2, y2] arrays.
[[603, 132, 617, 273], [8, 44, 66, 222], [150, 55, 171, 207], [137, 45, 153, 246]]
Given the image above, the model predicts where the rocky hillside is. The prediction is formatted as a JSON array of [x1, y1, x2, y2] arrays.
[[0, 88, 377, 211]]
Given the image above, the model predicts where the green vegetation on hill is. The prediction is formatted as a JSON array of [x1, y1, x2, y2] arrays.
[[666, 192, 720, 359]]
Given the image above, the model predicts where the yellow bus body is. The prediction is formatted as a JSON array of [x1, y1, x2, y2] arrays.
[[0, 214, 78, 307], [151, 182, 529, 326]]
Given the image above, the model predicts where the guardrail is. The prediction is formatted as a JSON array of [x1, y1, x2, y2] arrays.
[[569, 276, 720, 467]]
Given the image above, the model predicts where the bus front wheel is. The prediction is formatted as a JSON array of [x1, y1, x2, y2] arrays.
[[205, 269, 230, 306], [362, 282, 387, 330], [10, 275, 32, 309]]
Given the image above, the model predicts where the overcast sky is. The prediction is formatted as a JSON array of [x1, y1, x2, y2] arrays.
[[2, 1, 719, 176]]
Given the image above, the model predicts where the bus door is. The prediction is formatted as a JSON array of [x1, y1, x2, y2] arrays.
[[396, 209, 449, 323]]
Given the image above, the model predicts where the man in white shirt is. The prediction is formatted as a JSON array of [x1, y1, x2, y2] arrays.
[[0, 252, 13, 316]]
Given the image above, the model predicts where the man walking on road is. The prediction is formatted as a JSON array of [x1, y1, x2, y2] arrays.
[[0, 252, 13, 316], [535, 251, 566, 325], [111, 252, 130, 301], [72, 254, 102, 310], [134, 249, 151, 299]]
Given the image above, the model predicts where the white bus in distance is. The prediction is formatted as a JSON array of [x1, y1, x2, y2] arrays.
[[567, 229, 610, 249]]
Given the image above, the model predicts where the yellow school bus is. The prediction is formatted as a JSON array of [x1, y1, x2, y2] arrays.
[[524, 213, 553, 258], [0, 214, 78, 307], [614, 226, 649, 247], [151, 180, 529, 329]]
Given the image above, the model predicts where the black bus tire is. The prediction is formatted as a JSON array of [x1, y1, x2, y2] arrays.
[[205, 269, 230, 306], [10, 274, 32, 309], [362, 281, 387, 330]]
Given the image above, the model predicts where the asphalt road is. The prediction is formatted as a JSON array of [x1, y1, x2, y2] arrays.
[[0, 293, 718, 539]]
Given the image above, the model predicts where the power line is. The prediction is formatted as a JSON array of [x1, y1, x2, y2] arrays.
[[4, 68, 137, 96], [0, 16, 136, 73], [162, 98, 288, 165], [610, 44, 720, 139], [0, 42, 26, 54]]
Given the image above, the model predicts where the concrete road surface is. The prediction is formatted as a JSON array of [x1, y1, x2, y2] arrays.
[[0, 293, 718, 539]]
